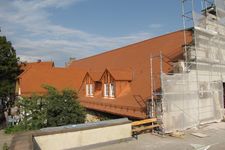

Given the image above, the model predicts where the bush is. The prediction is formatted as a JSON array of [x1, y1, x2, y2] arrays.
[[4, 123, 26, 134], [17, 95, 47, 130], [5, 86, 86, 134], [45, 86, 86, 127]]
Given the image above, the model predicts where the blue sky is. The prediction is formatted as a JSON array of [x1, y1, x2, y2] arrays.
[[0, 0, 203, 66]]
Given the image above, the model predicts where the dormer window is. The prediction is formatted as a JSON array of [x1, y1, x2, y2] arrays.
[[83, 69, 132, 99], [103, 82, 115, 98], [100, 69, 133, 99], [82, 71, 103, 97], [101, 70, 116, 98], [86, 84, 93, 97], [104, 83, 109, 97], [84, 73, 94, 97], [109, 82, 115, 98]]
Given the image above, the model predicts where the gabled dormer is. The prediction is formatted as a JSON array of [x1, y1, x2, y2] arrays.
[[100, 68, 133, 99], [82, 71, 102, 97], [100, 69, 115, 98], [81, 69, 133, 99]]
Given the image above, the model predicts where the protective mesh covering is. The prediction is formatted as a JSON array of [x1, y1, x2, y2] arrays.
[[162, 73, 224, 133], [162, 73, 198, 132], [161, 0, 225, 133]]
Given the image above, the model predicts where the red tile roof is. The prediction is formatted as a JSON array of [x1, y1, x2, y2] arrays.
[[18, 29, 193, 119], [18, 61, 54, 79], [20, 61, 54, 71], [87, 71, 103, 81], [105, 68, 133, 81], [69, 29, 193, 118], [19, 65, 85, 96]]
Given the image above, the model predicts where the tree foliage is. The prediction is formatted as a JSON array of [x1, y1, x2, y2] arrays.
[[44, 85, 86, 127], [5, 86, 86, 133], [0, 36, 20, 110], [18, 95, 47, 130]]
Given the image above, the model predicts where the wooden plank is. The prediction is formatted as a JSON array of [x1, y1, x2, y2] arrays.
[[131, 118, 157, 126], [132, 124, 159, 132]]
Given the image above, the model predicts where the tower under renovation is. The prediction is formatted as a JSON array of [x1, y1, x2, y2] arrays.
[[151, 0, 225, 133]]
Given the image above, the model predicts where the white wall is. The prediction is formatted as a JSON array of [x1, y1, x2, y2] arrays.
[[34, 123, 131, 150]]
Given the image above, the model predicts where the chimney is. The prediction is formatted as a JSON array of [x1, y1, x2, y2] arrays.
[[65, 57, 76, 67]]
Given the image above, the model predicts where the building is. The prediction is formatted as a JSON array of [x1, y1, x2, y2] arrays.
[[17, 0, 225, 133], [17, 29, 192, 119], [16, 61, 85, 96], [69, 30, 192, 119]]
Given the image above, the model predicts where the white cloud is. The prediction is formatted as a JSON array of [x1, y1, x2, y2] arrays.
[[149, 24, 163, 29], [0, 0, 152, 66], [19, 55, 48, 62]]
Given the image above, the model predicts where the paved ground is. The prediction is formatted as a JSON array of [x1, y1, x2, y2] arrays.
[[93, 122, 225, 150], [0, 130, 13, 149], [1, 122, 225, 150]]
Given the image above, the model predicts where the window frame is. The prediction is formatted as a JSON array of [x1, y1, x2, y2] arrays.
[[109, 82, 115, 98], [104, 83, 109, 97], [86, 83, 94, 97]]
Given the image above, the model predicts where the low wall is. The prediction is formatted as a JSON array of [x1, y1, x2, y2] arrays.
[[34, 118, 132, 150]]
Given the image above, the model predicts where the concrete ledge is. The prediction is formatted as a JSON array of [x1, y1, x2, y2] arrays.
[[35, 118, 131, 137], [10, 118, 132, 150]]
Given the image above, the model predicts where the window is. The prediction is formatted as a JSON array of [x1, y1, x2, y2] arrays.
[[86, 84, 89, 96], [109, 82, 115, 98], [102, 70, 116, 98], [86, 84, 94, 97], [104, 82, 115, 98], [89, 84, 93, 96], [18, 87, 21, 95], [104, 83, 109, 97]]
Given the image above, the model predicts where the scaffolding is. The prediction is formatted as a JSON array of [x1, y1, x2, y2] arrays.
[[151, 0, 225, 133]]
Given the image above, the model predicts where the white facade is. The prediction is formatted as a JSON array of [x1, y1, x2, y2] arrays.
[[160, 0, 225, 133]]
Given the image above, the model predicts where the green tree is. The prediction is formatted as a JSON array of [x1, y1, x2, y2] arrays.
[[18, 95, 47, 130], [45, 86, 86, 127], [0, 36, 20, 111], [5, 86, 86, 133]]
